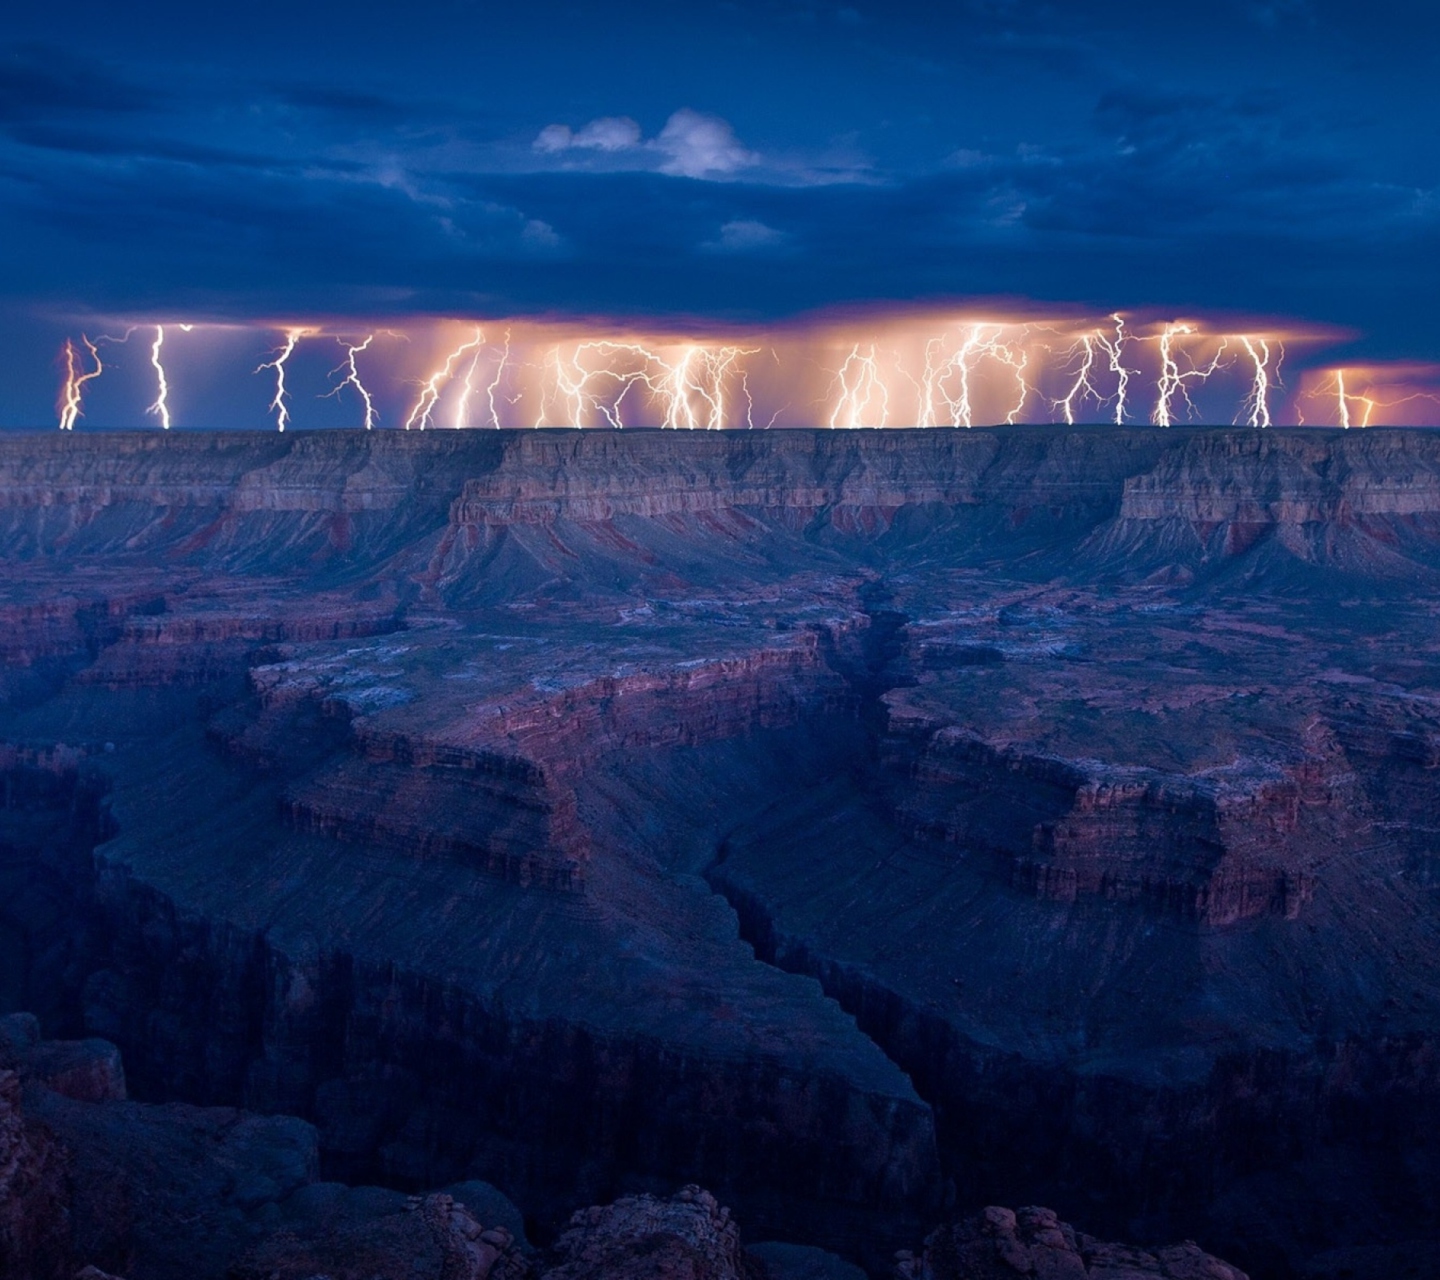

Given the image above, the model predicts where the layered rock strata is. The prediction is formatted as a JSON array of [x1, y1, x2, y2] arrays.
[[2, 428, 1440, 1278]]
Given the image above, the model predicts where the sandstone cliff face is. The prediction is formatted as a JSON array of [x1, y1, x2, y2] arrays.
[[881, 714, 1324, 925], [4, 428, 1440, 1279]]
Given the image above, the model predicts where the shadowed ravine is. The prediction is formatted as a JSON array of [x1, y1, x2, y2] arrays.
[[4, 426, 1440, 1279]]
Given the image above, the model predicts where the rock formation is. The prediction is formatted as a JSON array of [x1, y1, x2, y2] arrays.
[[547, 1186, 758, 1280], [0, 1018, 1255, 1280], [3, 427, 1440, 1277], [894, 1206, 1248, 1280]]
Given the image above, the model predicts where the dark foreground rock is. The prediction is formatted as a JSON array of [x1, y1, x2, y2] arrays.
[[231, 1189, 531, 1280], [547, 1186, 759, 1280], [0, 1019, 1261, 1280], [894, 1206, 1247, 1280], [0, 1068, 70, 1280], [2, 1019, 533, 1280]]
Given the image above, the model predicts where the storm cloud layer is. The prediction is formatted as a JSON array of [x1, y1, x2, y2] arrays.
[[1, 0, 1435, 424]]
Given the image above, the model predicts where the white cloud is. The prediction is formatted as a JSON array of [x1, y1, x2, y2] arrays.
[[654, 109, 757, 178], [534, 116, 643, 154], [705, 219, 786, 253], [532, 109, 757, 181], [521, 218, 562, 249]]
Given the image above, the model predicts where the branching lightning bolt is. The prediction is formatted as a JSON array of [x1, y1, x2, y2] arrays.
[[658, 343, 756, 429], [325, 335, 378, 429], [1152, 324, 1228, 427], [1094, 314, 1134, 425], [485, 330, 512, 428], [917, 325, 1031, 427], [58, 337, 104, 431], [146, 326, 172, 429], [257, 328, 306, 432], [453, 349, 483, 430], [1053, 334, 1101, 426], [828, 345, 890, 428], [1237, 337, 1284, 428], [46, 313, 1440, 433], [1322, 369, 1440, 428], [536, 340, 756, 429], [405, 327, 484, 430]]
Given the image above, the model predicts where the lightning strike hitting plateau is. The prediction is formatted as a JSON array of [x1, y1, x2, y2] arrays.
[[1314, 370, 1440, 429], [917, 325, 1031, 427], [1053, 334, 1100, 427], [57, 337, 104, 431], [485, 330, 511, 429], [256, 329, 306, 432], [535, 341, 757, 429], [146, 326, 172, 429], [453, 348, 483, 430], [1152, 324, 1229, 427], [1335, 371, 1365, 428], [404, 328, 484, 430], [48, 311, 1429, 429], [1095, 315, 1133, 425], [1329, 369, 1379, 428], [652, 344, 757, 429], [829, 345, 890, 428], [326, 335, 378, 430], [1238, 337, 1283, 429]]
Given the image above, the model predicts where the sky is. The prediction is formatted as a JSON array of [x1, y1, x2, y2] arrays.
[[2, 0, 1437, 427]]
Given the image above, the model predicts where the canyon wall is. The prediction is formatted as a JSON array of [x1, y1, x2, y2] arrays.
[[3, 426, 1440, 1278]]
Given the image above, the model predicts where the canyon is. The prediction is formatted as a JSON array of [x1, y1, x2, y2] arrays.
[[2, 426, 1439, 1279]]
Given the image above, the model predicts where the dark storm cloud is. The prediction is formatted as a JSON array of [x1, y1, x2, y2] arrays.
[[3, 103, 1430, 338], [273, 85, 408, 119], [0, 0, 1435, 391], [0, 43, 159, 122], [2, 121, 317, 171]]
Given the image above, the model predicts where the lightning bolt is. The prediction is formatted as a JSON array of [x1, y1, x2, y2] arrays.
[[828, 345, 890, 428], [146, 326, 172, 429], [256, 328, 307, 432], [1094, 314, 1134, 425], [453, 348, 483, 430], [1333, 370, 1349, 428], [1002, 347, 1031, 425], [1152, 324, 1228, 427], [537, 345, 598, 427], [918, 337, 952, 427], [1237, 336, 1283, 428], [654, 343, 756, 429], [1321, 369, 1440, 428], [485, 329, 512, 428], [917, 324, 1031, 427], [46, 313, 1414, 433], [325, 334, 378, 430], [536, 340, 757, 429], [57, 336, 105, 431], [405, 327, 484, 430], [662, 347, 706, 429], [1053, 334, 1101, 426]]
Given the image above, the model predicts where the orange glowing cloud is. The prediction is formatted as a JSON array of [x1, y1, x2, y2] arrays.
[[53, 307, 1428, 432]]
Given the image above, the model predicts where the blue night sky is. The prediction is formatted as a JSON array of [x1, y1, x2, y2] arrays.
[[1, 0, 1436, 426]]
